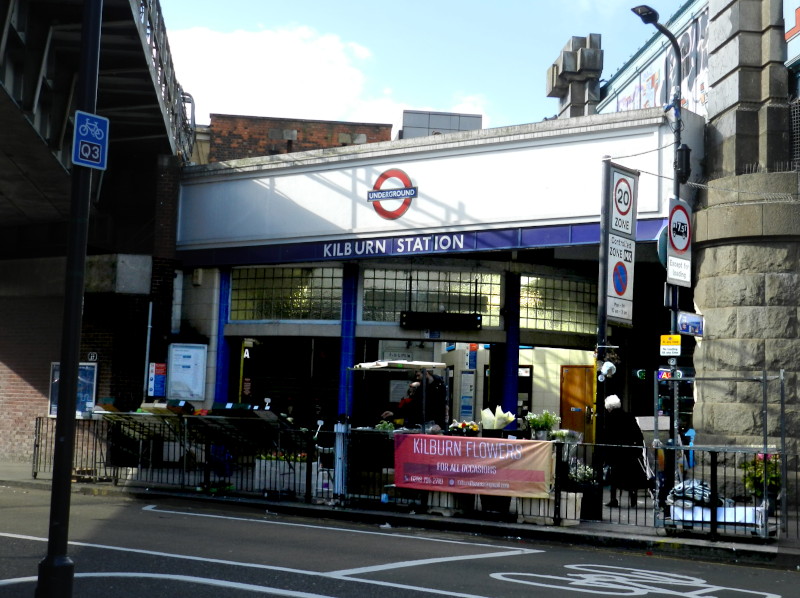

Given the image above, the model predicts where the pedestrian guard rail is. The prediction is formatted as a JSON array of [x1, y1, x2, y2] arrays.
[[31, 415, 798, 542]]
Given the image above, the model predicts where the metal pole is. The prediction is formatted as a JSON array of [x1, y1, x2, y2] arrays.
[[649, 17, 684, 500], [36, 2, 103, 597], [634, 6, 684, 513], [142, 301, 153, 399], [591, 156, 612, 515]]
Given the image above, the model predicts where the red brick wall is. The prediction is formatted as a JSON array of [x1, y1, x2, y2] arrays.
[[0, 155, 182, 462], [0, 297, 62, 462], [208, 115, 392, 162]]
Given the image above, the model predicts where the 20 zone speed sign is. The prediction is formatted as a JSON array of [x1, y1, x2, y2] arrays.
[[611, 173, 635, 236]]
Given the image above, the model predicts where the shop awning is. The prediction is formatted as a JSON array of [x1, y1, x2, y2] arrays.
[[351, 360, 447, 370]]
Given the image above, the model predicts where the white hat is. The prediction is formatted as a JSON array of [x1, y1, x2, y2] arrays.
[[604, 395, 622, 410]]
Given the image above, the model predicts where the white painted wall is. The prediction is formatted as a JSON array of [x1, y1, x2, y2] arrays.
[[177, 110, 705, 251]]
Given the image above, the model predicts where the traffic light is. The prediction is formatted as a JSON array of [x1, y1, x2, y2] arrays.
[[634, 369, 647, 380]]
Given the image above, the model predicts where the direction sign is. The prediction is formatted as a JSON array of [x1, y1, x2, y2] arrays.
[[667, 197, 692, 287], [72, 110, 109, 170]]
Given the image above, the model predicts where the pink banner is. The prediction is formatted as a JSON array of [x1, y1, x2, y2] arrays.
[[394, 434, 553, 498]]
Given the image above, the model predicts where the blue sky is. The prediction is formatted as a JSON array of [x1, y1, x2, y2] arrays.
[[160, 0, 687, 134]]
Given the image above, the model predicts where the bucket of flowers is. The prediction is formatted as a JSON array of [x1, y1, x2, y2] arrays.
[[524, 410, 561, 440], [448, 420, 479, 436], [740, 453, 781, 515]]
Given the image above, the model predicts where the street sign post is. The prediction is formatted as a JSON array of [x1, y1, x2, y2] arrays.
[[604, 164, 639, 326], [71, 110, 109, 170], [666, 196, 692, 287]]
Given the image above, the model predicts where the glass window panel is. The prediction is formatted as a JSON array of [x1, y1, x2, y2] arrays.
[[362, 269, 501, 326], [230, 266, 343, 321], [520, 275, 596, 334]]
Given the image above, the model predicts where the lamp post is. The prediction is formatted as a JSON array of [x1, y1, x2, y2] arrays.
[[632, 4, 689, 514]]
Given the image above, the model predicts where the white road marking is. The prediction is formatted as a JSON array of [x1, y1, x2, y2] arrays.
[[328, 548, 541, 577], [141, 504, 528, 549], [490, 564, 782, 597], [0, 571, 498, 598], [0, 572, 334, 596], [0, 505, 541, 598]]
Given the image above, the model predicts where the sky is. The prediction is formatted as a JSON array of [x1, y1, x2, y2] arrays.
[[159, 0, 688, 135]]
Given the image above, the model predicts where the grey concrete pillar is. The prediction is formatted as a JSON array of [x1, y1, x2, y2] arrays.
[[692, 0, 798, 450]]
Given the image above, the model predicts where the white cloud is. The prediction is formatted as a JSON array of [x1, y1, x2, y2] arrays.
[[168, 25, 487, 137], [169, 26, 410, 132]]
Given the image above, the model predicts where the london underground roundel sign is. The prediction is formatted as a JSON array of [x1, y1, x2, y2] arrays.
[[367, 168, 417, 220]]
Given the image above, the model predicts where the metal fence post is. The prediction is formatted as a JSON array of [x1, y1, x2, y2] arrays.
[[334, 421, 349, 502]]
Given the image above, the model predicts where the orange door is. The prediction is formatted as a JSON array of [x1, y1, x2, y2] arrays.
[[560, 365, 596, 443]]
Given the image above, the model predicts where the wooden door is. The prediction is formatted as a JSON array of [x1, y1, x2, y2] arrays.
[[560, 365, 596, 443]]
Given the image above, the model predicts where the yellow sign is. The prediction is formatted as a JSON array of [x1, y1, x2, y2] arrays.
[[660, 335, 681, 345]]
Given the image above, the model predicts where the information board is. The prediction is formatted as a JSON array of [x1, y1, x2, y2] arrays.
[[167, 343, 207, 400]]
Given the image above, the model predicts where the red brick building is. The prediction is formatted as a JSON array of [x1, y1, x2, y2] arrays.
[[207, 115, 392, 162]]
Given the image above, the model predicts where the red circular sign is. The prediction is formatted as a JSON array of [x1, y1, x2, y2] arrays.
[[669, 204, 691, 253], [371, 168, 414, 220], [614, 177, 633, 216]]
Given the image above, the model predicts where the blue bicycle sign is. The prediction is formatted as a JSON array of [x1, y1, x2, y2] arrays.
[[78, 119, 105, 140], [72, 110, 109, 170]]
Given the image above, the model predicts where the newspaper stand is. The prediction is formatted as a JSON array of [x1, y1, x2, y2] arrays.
[[346, 360, 449, 504]]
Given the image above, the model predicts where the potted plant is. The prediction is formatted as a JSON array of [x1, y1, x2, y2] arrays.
[[740, 453, 781, 514], [524, 410, 561, 440], [566, 460, 602, 520]]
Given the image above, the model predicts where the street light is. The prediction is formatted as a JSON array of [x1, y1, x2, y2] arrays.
[[632, 3, 691, 515], [631, 5, 691, 206]]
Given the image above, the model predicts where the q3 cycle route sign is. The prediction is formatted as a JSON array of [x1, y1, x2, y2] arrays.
[[72, 110, 109, 171]]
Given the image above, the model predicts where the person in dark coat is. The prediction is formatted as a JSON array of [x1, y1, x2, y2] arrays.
[[602, 395, 647, 507]]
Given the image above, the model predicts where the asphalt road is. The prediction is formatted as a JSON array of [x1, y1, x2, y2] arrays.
[[0, 485, 796, 597]]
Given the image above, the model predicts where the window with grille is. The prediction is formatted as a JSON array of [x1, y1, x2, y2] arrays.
[[230, 266, 343, 321], [520, 276, 596, 334], [362, 269, 501, 326]]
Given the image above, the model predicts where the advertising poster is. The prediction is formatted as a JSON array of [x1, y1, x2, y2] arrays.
[[49, 362, 98, 417], [394, 434, 552, 498]]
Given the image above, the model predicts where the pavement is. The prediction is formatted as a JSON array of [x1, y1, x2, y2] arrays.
[[2, 460, 799, 571]]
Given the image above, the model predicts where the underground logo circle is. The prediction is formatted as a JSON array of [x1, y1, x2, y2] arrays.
[[367, 168, 417, 220]]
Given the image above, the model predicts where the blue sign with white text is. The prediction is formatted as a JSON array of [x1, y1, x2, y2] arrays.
[[72, 110, 109, 170]]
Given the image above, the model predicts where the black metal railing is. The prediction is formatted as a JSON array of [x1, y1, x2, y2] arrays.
[[32, 417, 797, 542]]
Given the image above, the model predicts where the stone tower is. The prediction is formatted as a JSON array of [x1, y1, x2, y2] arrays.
[[693, 0, 798, 450]]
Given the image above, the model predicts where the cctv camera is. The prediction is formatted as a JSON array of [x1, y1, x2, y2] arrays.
[[600, 361, 616, 377]]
